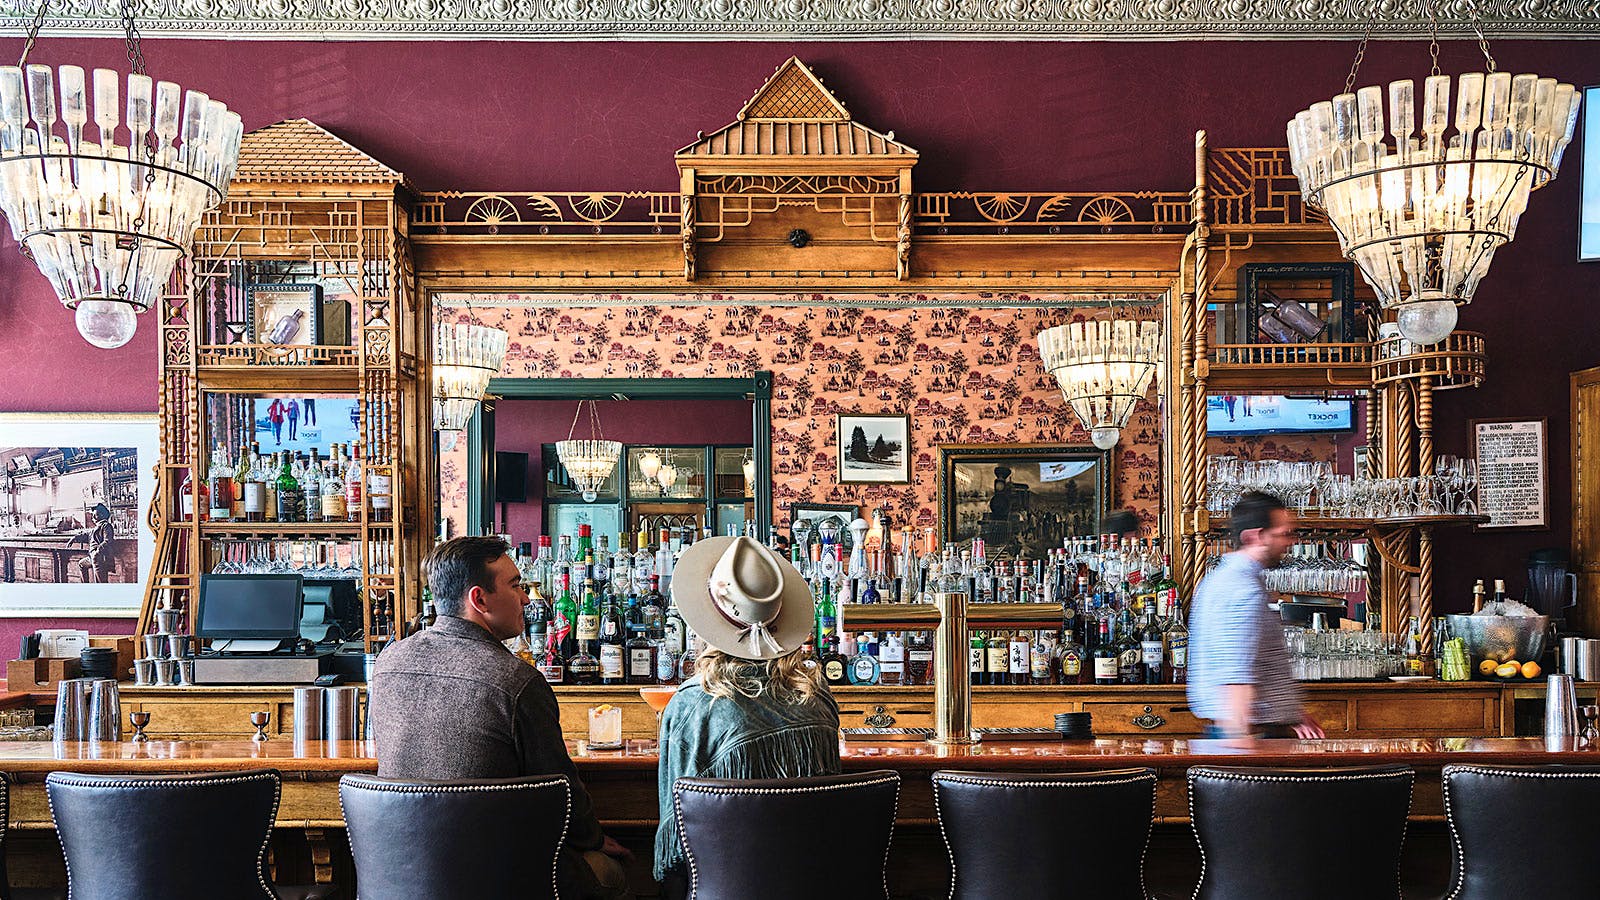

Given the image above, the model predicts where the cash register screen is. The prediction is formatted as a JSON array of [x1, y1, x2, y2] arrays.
[[196, 574, 304, 641]]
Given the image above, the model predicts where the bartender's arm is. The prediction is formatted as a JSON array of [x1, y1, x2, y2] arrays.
[[1220, 683, 1255, 739]]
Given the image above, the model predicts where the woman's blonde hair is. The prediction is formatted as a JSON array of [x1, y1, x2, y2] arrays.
[[695, 645, 825, 703]]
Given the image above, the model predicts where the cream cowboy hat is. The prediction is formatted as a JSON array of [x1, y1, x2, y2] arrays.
[[670, 536, 814, 661]]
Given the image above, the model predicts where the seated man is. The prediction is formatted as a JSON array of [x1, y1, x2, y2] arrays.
[[369, 535, 631, 899]]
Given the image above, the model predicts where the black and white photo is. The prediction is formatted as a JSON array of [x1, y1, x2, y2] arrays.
[[835, 413, 911, 484]]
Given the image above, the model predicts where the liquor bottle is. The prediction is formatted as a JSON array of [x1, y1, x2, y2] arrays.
[[300, 449, 322, 523], [640, 574, 666, 638], [553, 572, 577, 659], [207, 446, 232, 522], [1030, 632, 1054, 685], [525, 582, 552, 660], [1404, 616, 1424, 676], [905, 630, 934, 686], [576, 558, 601, 649], [970, 540, 994, 603], [537, 625, 565, 685], [985, 631, 1009, 686], [1059, 627, 1086, 685], [1471, 579, 1486, 614], [814, 579, 837, 649], [242, 444, 265, 523], [633, 527, 654, 592], [266, 308, 306, 344], [879, 632, 905, 685], [260, 452, 277, 522], [231, 445, 249, 521], [1492, 579, 1508, 607], [179, 464, 204, 522], [533, 535, 555, 600], [1164, 594, 1188, 685], [812, 635, 843, 685], [345, 446, 364, 522], [969, 631, 986, 686], [1116, 609, 1141, 685], [1093, 619, 1118, 685], [593, 533, 610, 589], [320, 458, 347, 522], [368, 460, 392, 523], [1140, 609, 1164, 685], [1008, 630, 1031, 686], [662, 597, 687, 683], [625, 611, 657, 686], [677, 628, 700, 682], [598, 592, 626, 685], [566, 634, 600, 686], [275, 454, 303, 523], [847, 635, 881, 685]]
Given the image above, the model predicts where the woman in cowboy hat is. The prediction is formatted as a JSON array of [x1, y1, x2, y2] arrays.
[[653, 535, 840, 895]]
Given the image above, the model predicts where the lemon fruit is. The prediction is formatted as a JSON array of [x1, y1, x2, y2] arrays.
[[1478, 659, 1498, 676], [1495, 662, 1520, 679]]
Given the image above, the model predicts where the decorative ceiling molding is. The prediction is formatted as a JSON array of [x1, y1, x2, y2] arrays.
[[4, 0, 1596, 41]]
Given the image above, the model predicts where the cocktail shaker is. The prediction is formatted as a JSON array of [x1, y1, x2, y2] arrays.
[[86, 679, 121, 742], [53, 678, 91, 743], [325, 686, 360, 743], [1545, 673, 1579, 740], [293, 686, 326, 742]]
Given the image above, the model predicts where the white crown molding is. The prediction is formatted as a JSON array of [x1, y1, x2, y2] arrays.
[[3, 0, 1597, 41]]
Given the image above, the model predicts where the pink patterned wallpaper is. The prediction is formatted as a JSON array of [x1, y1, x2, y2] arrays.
[[438, 294, 1164, 542]]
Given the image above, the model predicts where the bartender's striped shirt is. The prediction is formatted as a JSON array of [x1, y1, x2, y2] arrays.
[[1186, 551, 1305, 727]]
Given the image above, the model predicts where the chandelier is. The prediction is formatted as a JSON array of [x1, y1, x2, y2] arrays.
[[556, 400, 622, 502], [0, 0, 243, 349], [432, 319, 509, 431], [1285, 5, 1581, 345], [1037, 318, 1161, 450]]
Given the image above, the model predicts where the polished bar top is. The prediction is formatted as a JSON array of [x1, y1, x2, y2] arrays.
[[0, 737, 1595, 775]]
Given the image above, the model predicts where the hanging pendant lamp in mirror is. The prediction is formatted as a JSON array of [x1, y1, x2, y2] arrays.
[[1285, 3, 1581, 345], [556, 400, 623, 502], [433, 319, 509, 431], [0, 1, 243, 349], [1037, 319, 1161, 450]]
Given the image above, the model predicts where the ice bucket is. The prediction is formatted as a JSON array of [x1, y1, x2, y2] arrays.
[[1445, 614, 1550, 664]]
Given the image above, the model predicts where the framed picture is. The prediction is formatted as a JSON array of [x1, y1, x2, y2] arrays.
[[1353, 445, 1371, 481], [1237, 263, 1361, 344], [0, 413, 159, 616], [938, 443, 1112, 558], [1581, 84, 1600, 262], [836, 413, 911, 484], [247, 283, 323, 346], [790, 502, 860, 555], [1471, 417, 1549, 531]]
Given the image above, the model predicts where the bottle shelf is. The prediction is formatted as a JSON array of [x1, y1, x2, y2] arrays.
[[198, 521, 366, 537]]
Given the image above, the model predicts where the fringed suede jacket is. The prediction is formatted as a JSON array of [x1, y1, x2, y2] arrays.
[[652, 671, 841, 881]]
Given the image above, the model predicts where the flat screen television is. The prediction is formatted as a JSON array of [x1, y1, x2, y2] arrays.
[[1581, 84, 1600, 262], [1207, 395, 1354, 435]]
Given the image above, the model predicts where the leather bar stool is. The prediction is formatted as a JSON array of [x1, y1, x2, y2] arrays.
[[932, 768, 1156, 900], [1443, 763, 1600, 899], [45, 768, 332, 900], [0, 776, 65, 900], [1188, 764, 1413, 900], [339, 773, 571, 900], [673, 770, 900, 900]]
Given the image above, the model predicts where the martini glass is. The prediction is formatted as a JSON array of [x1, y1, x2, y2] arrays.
[[636, 685, 677, 752]]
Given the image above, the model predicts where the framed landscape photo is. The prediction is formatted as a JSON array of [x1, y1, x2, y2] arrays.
[[247, 283, 323, 346], [937, 443, 1112, 558], [836, 413, 911, 484], [0, 413, 158, 616], [790, 502, 861, 555]]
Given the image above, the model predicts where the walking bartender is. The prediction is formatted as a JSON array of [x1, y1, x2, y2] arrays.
[[1188, 491, 1324, 740]]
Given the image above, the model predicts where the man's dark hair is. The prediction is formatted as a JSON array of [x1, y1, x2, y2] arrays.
[[424, 536, 510, 617], [1230, 491, 1287, 544]]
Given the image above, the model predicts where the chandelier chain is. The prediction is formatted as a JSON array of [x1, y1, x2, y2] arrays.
[[18, 0, 48, 69], [1468, 1, 1498, 72], [1342, 6, 1374, 95], [121, 0, 147, 77], [1423, 0, 1441, 77]]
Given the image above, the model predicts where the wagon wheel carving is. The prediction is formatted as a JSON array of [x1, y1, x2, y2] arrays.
[[1078, 195, 1135, 230], [570, 193, 625, 223], [464, 196, 519, 233], [1036, 195, 1074, 221], [525, 194, 564, 221], [972, 194, 1029, 224]]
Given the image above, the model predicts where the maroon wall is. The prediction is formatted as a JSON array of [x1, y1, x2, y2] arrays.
[[491, 398, 754, 541], [1, 38, 1596, 652]]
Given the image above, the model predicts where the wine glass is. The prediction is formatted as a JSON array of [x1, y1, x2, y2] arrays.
[[1459, 459, 1479, 515]]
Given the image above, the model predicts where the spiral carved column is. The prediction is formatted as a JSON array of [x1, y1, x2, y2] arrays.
[[1186, 130, 1212, 597]]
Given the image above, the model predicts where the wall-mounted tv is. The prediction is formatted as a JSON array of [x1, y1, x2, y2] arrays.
[[1581, 84, 1600, 262], [1208, 395, 1354, 435]]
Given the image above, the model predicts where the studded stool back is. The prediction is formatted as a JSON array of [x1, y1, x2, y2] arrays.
[[932, 768, 1156, 900], [1443, 763, 1600, 900], [340, 773, 570, 900], [1188, 764, 1413, 900], [673, 770, 900, 900], [45, 769, 281, 900]]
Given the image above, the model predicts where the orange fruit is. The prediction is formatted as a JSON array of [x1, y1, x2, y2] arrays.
[[1521, 661, 1541, 679], [1478, 659, 1498, 676]]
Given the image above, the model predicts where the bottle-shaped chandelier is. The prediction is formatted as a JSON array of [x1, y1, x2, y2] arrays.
[[1037, 318, 1162, 450], [556, 400, 622, 502]]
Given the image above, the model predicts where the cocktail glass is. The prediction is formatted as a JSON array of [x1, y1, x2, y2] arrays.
[[640, 685, 677, 719], [587, 705, 623, 751]]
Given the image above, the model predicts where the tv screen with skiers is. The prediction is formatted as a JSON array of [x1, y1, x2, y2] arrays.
[[1207, 395, 1353, 435], [251, 397, 361, 455]]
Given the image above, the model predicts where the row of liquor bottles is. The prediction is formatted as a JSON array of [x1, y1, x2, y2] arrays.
[[180, 443, 393, 524]]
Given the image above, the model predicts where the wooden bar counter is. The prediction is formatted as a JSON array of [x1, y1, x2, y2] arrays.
[[3, 737, 1595, 898]]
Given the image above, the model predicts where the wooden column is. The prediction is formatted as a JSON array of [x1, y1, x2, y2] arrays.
[[1184, 130, 1212, 597]]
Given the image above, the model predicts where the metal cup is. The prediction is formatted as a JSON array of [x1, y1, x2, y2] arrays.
[[176, 659, 196, 687], [293, 686, 326, 743], [134, 658, 156, 686], [143, 634, 167, 660], [1546, 673, 1580, 740], [166, 634, 192, 659], [1580, 640, 1600, 683], [1562, 637, 1583, 676], [154, 609, 183, 635], [86, 679, 121, 742], [154, 659, 178, 687], [53, 678, 92, 743], [325, 686, 360, 744]]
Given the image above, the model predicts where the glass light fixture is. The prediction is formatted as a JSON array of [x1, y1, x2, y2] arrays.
[[638, 450, 662, 482], [1285, 11, 1581, 345], [0, 5, 243, 349], [555, 400, 622, 502], [1037, 318, 1161, 451], [432, 320, 509, 431], [656, 463, 678, 496], [741, 452, 755, 496]]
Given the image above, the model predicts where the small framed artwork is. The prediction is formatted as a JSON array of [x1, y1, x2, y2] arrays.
[[1471, 417, 1549, 531], [836, 413, 911, 484], [247, 283, 323, 346], [0, 413, 159, 616], [790, 503, 860, 555], [1582, 84, 1600, 262], [937, 443, 1112, 558], [1237, 263, 1361, 344], [1353, 445, 1371, 480]]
